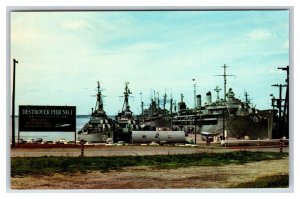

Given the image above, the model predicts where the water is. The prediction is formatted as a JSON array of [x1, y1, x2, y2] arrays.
[[11, 116, 90, 142]]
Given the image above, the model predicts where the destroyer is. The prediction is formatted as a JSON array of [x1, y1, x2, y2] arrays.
[[77, 82, 114, 143], [113, 82, 140, 143]]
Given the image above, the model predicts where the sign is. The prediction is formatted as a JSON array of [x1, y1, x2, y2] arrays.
[[19, 105, 76, 131]]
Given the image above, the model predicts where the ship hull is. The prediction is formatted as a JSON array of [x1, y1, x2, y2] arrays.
[[77, 132, 110, 143], [200, 110, 273, 139], [132, 130, 186, 143]]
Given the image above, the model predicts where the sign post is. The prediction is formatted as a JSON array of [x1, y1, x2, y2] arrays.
[[12, 59, 18, 148]]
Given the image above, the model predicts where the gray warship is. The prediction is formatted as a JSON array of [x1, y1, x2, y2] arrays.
[[77, 82, 114, 143], [137, 91, 172, 130], [173, 65, 274, 140], [113, 82, 140, 143], [199, 88, 273, 140]]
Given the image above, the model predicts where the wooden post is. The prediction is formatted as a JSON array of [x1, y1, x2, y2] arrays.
[[80, 139, 86, 157], [280, 138, 283, 153], [222, 108, 225, 140], [75, 131, 77, 147]]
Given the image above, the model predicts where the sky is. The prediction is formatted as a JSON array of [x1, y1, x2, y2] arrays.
[[10, 10, 289, 115]]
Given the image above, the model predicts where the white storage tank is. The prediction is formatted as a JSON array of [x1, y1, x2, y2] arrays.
[[132, 131, 186, 144]]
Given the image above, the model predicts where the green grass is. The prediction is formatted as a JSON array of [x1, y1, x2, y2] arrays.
[[11, 151, 288, 176], [235, 174, 289, 188]]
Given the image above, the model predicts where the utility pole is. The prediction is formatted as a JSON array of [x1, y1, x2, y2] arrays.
[[192, 79, 197, 141], [170, 93, 173, 129], [12, 59, 18, 147], [194, 111, 197, 144], [278, 66, 289, 137], [140, 92, 143, 116], [272, 84, 287, 138], [222, 108, 225, 140], [216, 64, 235, 102], [192, 79, 196, 109]]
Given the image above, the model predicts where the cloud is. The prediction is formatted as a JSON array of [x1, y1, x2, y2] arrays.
[[247, 30, 273, 40], [10, 11, 289, 114], [60, 19, 90, 30], [125, 42, 163, 51]]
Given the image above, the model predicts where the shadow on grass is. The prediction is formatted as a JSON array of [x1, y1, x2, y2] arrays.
[[235, 174, 289, 188]]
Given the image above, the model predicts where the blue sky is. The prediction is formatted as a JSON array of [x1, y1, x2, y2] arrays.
[[11, 10, 289, 115]]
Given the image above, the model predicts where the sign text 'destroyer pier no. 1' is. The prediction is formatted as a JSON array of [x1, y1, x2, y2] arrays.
[[19, 105, 76, 132]]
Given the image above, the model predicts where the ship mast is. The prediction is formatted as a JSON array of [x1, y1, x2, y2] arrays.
[[157, 92, 160, 111], [140, 92, 144, 116], [169, 93, 173, 114], [122, 82, 132, 112], [244, 91, 250, 107], [216, 64, 235, 102], [95, 81, 104, 112], [163, 91, 167, 110]]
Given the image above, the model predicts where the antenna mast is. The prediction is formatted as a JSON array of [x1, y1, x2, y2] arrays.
[[216, 64, 235, 101]]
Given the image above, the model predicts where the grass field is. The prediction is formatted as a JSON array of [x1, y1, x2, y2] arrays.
[[11, 151, 288, 176]]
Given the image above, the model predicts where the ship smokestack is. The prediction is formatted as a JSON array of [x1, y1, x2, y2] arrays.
[[206, 91, 212, 104], [196, 94, 201, 108]]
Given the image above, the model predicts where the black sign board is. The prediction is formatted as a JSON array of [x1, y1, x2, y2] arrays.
[[19, 105, 76, 131]]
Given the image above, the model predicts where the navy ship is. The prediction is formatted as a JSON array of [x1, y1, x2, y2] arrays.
[[137, 91, 172, 130], [77, 82, 114, 143], [113, 82, 140, 143], [199, 88, 273, 140], [173, 65, 274, 140]]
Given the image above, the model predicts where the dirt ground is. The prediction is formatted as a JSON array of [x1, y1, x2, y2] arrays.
[[10, 157, 288, 190], [10, 144, 289, 157]]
